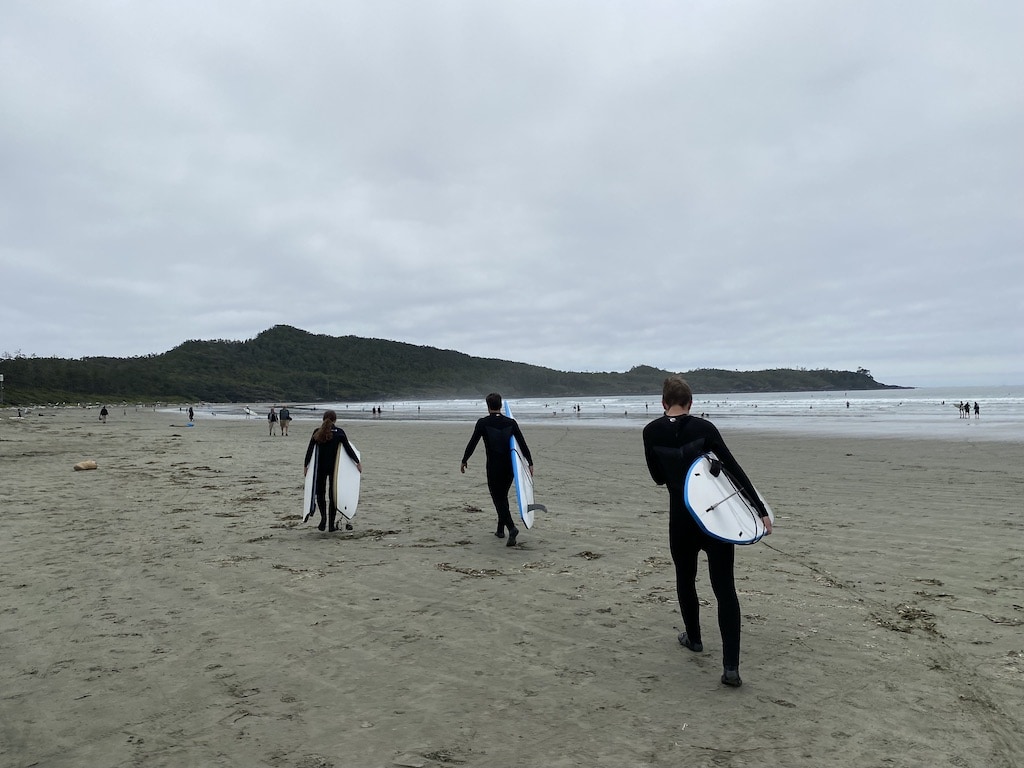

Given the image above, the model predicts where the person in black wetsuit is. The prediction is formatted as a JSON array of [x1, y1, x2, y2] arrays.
[[643, 377, 772, 688], [460, 392, 534, 547], [304, 410, 362, 532]]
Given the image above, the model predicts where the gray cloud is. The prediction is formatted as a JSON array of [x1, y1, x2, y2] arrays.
[[2, 1, 1021, 386]]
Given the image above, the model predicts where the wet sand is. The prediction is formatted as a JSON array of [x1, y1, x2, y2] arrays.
[[1, 408, 1022, 768]]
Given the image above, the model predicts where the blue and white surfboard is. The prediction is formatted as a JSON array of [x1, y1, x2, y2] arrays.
[[683, 452, 773, 544], [503, 402, 545, 529]]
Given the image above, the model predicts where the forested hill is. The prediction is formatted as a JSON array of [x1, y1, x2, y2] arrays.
[[1, 325, 903, 405]]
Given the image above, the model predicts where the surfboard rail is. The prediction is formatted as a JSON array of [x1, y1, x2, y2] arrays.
[[302, 446, 319, 522]]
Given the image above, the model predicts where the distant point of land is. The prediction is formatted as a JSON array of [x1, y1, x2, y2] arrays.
[[0, 325, 905, 406]]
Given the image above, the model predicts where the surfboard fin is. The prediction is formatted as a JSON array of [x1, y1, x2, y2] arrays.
[[528, 504, 547, 513]]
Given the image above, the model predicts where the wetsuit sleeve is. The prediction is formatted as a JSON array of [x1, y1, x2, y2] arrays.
[[643, 424, 666, 485], [461, 420, 485, 464], [337, 429, 360, 464], [706, 426, 769, 518], [304, 436, 316, 469], [511, 422, 534, 466]]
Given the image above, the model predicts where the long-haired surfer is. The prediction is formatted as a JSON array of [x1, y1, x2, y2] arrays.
[[304, 410, 362, 532], [460, 392, 534, 547], [642, 377, 772, 688]]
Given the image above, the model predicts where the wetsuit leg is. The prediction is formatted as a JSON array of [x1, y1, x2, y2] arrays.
[[315, 473, 329, 530], [704, 538, 740, 669], [327, 470, 339, 531], [487, 468, 517, 532], [669, 511, 703, 644]]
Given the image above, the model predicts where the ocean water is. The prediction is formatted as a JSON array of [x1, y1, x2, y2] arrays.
[[195, 385, 1024, 442]]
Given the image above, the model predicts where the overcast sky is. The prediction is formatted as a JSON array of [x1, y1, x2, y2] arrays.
[[2, 1, 1021, 388]]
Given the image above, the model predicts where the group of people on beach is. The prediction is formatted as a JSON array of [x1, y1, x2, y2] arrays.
[[267, 406, 292, 435], [958, 401, 980, 419], [302, 376, 772, 689]]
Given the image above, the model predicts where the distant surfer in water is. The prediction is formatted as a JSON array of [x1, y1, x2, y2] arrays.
[[304, 410, 362, 532], [642, 377, 772, 688], [460, 392, 534, 547]]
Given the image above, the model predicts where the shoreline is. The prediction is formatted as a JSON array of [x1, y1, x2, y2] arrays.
[[11, 402, 1023, 445], [2, 410, 1023, 766]]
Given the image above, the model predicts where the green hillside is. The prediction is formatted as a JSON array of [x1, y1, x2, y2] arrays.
[[0, 325, 901, 406]]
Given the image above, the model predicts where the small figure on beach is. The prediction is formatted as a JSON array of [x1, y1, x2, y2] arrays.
[[99, 405, 108, 423], [268, 407, 279, 436], [279, 406, 291, 436], [974, 402, 980, 419], [188, 406, 194, 423], [642, 377, 772, 689], [460, 392, 534, 548], [303, 410, 362, 532]]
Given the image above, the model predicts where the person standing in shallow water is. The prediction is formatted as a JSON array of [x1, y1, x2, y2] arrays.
[[460, 392, 534, 547], [642, 376, 772, 688], [303, 410, 362, 532]]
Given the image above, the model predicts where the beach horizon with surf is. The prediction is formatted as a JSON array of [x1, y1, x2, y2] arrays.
[[157, 383, 1024, 443]]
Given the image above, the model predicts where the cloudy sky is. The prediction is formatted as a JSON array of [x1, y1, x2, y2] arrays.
[[2, 1, 1021, 387]]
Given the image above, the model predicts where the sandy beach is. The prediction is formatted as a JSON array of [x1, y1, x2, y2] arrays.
[[1, 407, 1022, 768]]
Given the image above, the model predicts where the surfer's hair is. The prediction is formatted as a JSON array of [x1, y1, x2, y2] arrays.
[[662, 377, 693, 408], [486, 392, 502, 411], [314, 410, 337, 443]]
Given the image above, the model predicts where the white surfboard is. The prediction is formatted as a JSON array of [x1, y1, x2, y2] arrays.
[[337, 443, 361, 520], [683, 452, 773, 544], [302, 442, 361, 522], [503, 402, 545, 529]]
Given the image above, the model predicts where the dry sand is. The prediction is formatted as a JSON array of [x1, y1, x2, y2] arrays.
[[1, 407, 1022, 768]]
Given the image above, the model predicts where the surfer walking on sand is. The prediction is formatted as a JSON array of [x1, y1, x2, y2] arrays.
[[460, 392, 534, 548], [304, 410, 362, 532], [643, 377, 772, 688]]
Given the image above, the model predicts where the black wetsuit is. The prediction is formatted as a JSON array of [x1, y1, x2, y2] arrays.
[[304, 426, 360, 530], [461, 413, 533, 533], [642, 413, 767, 670]]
